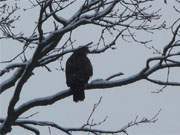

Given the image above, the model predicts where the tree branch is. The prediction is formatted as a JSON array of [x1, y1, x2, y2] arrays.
[[19, 124, 40, 135], [0, 109, 160, 135]]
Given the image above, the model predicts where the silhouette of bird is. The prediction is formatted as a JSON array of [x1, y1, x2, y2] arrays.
[[65, 46, 93, 102]]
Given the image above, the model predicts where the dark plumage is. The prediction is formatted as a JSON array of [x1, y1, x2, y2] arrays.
[[65, 46, 93, 102]]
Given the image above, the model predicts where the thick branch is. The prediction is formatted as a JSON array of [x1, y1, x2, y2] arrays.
[[13, 61, 179, 118], [0, 68, 24, 94]]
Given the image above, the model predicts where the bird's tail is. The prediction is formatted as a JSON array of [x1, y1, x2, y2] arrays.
[[72, 86, 85, 102]]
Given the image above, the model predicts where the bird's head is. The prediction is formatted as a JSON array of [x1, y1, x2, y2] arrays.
[[74, 46, 89, 55]]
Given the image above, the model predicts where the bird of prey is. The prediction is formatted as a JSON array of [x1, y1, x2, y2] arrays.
[[65, 46, 93, 102]]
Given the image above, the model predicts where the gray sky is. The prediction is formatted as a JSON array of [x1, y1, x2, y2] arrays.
[[0, 1, 180, 135]]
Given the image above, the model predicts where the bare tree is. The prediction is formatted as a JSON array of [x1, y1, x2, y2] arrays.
[[0, 0, 180, 134]]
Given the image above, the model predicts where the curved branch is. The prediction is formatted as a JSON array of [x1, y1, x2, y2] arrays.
[[106, 72, 124, 81], [0, 110, 159, 135], [163, 22, 180, 56], [146, 77, 180, 86], [0, 63, 25, 76], [14, 61, 180, 117], [16, 89, 72, 116], [49, 2, 68, 26]]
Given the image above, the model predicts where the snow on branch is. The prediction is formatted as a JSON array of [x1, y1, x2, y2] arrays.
[[0, 0, 179, 134]]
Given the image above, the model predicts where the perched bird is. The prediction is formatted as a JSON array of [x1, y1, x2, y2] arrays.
[[65, 46, 93, 102]]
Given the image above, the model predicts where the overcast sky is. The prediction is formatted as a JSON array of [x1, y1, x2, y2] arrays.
[[0, 1, 180, 135]]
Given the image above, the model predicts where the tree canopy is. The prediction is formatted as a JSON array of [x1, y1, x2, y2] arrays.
[[0, 0, 180, 134]]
